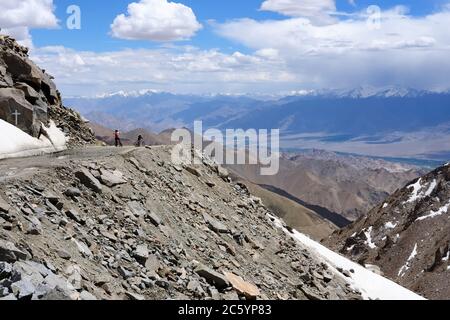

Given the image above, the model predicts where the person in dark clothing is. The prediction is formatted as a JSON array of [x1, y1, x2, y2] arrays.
[[114, 130, 123, 147], [135, 135, 145, 147]]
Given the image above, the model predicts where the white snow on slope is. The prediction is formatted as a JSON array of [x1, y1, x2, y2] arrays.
[[405, 179, 437, 204], [0, 119, 67, 159], [442, 250, 449, 262], [406, 179, 422, 203], [268, 214, 424, 300], [398, 243, 418, 277], [364, 226, 377, 249], [416, 201, 450, 222], [385, 221, 397, 229]]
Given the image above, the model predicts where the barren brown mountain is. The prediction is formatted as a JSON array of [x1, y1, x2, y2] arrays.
[[229, 150, 422, 222]]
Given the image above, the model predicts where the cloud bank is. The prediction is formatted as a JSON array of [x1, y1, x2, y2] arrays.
[[9, 0, 450, 96]]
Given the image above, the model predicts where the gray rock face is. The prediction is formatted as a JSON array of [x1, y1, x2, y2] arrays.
[[195, 265, 230, 290], [133, 244, 149, 266], [99, 169, 127, 187], [202, 213, 228, 234], [0, 87, 43, 136], [217, 166, 229, 180], [64, 188, 82, 198], [0, 261, 12, 279], [0, 196, 10, 213], [75, 168, 103, 193], [0, 259, 80, 300], [0, 240, 28, 262], [0, 35, 96, 145], [127, 201, 146, 217], [66, 209, 84, 225], [185, 166, 202, 177], [11, 278, 36, 299]]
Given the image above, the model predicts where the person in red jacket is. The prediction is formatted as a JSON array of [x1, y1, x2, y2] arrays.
[[114, 130, 123, 147]]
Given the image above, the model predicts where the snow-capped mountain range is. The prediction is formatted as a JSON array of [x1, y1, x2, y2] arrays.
[[64, 87, 450, 162], [87, 85, 446, 100]]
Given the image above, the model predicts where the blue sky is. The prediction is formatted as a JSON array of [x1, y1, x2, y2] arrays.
[[2, 0, 450, 96], [31, 0, 442, 52]]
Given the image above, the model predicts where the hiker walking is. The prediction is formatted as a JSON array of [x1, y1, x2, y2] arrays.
[[114, 130, 123, 147], [135, 134, 145, 147]]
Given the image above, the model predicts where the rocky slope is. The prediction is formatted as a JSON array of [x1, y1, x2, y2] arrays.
[[231, 178, 337, 241], [325, 163, 450, 299], [0, 146, 366, 301], [230, 151, 422, 222], [0, 35, 95, 147]]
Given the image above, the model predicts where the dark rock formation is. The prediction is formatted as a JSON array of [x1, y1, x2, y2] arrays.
[[0, 34, 96, 147]]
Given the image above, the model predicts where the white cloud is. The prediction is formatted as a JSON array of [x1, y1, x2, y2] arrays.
[[12, 1, 450, 96], [31, 45, 293, 97], [1, 27, 33, 48], [110, 0, 202, 41], [214, 5, 450, 91], [0, 0, 58, 28], [260, 0, 337, 24], [0, 0, 58, 46]]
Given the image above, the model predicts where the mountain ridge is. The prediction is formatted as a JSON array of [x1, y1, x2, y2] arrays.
[[325, 163, 450, 299]]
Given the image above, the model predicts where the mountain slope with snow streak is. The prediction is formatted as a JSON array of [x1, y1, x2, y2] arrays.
[[269, 214, 424, 300], [326, 163, 450, 299]]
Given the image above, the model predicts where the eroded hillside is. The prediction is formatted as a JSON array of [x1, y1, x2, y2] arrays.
[[0, 146, 364, 300], [325, 163, 450, 299]]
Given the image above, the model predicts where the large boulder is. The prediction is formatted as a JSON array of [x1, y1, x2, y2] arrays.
[[0, 51, 43, 89], [0, 240, 29, 263], [0, 87, 44, 136]]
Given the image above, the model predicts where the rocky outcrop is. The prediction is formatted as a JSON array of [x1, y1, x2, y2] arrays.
[[325, 163, 450, 299], [0, 146, 362, 300], [0, 34, 95, 147]]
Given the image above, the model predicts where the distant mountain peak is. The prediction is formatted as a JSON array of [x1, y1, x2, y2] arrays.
[[95, 89, 165, 99], [285, 86, 441, 99]]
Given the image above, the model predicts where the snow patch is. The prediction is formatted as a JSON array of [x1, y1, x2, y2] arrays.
[[405, 179, 422, 203], [383, 203, 389, 208], [404, 179, 436, 204], [384, 221, 397, 229], [424, 180, 437, 197], [364, 226, 377, 249], [398, 243, 418, 277], [0, 119, 67, 159], [442, 250, 449, 262], [267, 214, 424, 300], [416, 201, 450, 221]]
